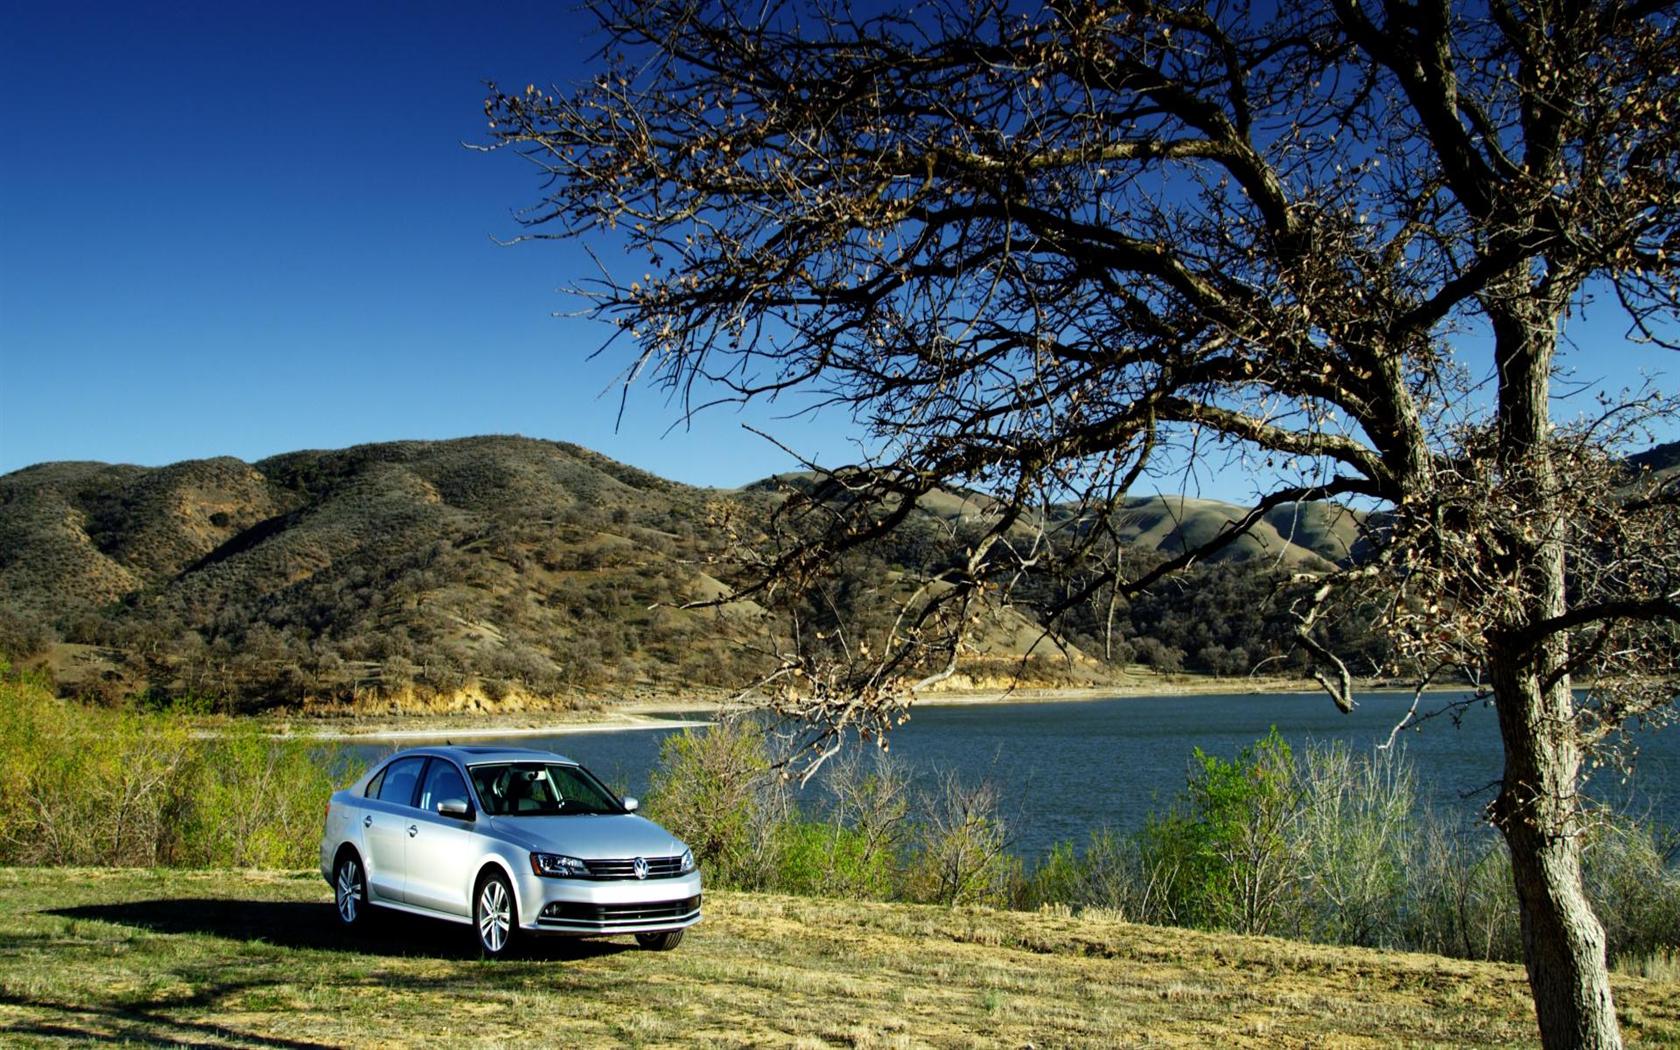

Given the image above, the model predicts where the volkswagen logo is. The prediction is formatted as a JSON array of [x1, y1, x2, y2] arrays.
[[632, 857, 648, 880]]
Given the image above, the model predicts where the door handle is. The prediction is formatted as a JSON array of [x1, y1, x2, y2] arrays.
[[363, 815, 373, 828], [408, 824, 418, 838]]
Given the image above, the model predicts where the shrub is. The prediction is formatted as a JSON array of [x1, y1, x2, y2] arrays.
[[1400, 813, 1521, 961], [0, 672, 357, 869], [1196, 644, 1251, 677], [1583, 814, 1680, 966], [645, 716, 787, 888], [1138, 727, 1299, 934], [1131, 637, 1185, 673], [776, 748, 910, 899], [182, 723, 350, 869], [1024, 829, 1135, 917], [774, 819, 899, 899], [0, 614, 56, 661], [1292, 741, 1415, 947], [0, 689, 195, 866], [905, 770, 1013, 907]]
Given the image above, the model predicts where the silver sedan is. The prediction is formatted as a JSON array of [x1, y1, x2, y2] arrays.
[[320, 745, 700, 957]]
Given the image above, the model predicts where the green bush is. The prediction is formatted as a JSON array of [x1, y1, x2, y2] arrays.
[[182, 723, 346, 869], [774, 748, 910, 899], [0, 679, 196, 866], [1024, 829, 1134, 915], [1292, 741, 1415, 947], [1400, 814, 1521, 961], [1584, 815, 1680, 966], [0, 670, 358, 869], [1138, 726, 1298, 933], [904, 770, 1015, 907], [645, 716, 787, 889], [773, 819, 900, 899]]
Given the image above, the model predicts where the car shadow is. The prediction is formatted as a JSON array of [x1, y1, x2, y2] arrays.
[[48, 898, 633, 963]]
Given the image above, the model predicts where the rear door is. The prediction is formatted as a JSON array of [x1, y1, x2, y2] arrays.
[[364, 755, 426, 903], [403, 758, 480, 917]]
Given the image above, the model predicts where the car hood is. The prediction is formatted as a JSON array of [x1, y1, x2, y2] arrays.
[[486, 813, 685, 859]]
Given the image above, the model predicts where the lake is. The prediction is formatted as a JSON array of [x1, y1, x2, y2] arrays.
[[341, 691, 1680, 859]]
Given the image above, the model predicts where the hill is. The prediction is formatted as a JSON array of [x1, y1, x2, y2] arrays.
[[1630, 439, 1680, 480], [9, 868, 1677, 1046], [754, 472, 1367, 570], [2, 438, 804, 709], [0, 438, 1106, 709], [0, 436, 1376, 710], [1106, 494, 1365, 570]]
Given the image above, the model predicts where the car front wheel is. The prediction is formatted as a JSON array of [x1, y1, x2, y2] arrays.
[[334, 852, 368, 929], [474, 872, 519, 958], [635, 929, 684, 951]]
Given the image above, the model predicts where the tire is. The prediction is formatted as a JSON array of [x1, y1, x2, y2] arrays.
[[636, 929, 684, 952], [474, 871, 519, 958], [333, 851, 369, 930]]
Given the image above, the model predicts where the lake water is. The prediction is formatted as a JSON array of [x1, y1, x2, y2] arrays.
[[341, 691, 1680, 859]]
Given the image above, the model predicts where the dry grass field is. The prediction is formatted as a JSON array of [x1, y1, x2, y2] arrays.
[[2, 868, 1677, 1047]]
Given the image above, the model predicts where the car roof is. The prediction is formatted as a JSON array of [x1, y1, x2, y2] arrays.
[[378, 744, 577, 766]]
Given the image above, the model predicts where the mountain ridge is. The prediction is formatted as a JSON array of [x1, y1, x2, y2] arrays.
[[2, 435, 1377, 709]]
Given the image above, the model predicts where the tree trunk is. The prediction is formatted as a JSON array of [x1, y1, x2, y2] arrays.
[[1487, 291, 1622, 1049], [1490, 650, 1621, 1050]]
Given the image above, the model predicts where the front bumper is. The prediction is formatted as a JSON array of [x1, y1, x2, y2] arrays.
[[514, 868, 703, 936]]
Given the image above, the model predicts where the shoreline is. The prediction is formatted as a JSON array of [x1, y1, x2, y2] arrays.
[[615, 672, 1445, 716], [284, 711, 713, 742], [248, 674, 1454, 742]]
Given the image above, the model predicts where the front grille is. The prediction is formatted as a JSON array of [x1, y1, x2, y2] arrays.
[[537, 895, 702, 929], [580, 855, 686, 880]]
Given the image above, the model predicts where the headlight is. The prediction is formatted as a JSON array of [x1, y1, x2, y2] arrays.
[[530, 852, 588, 878], [678, 848, 696, 874]]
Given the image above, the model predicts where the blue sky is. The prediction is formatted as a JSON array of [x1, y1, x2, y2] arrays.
[[0, 1, 861, 488], [1, 2, 1673, 496]]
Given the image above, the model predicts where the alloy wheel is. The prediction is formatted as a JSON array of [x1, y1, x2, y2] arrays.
[[477, 878, 511, 954], [335, 857, 361, 924]]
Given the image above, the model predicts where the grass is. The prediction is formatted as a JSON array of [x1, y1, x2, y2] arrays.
[[0, 869, 1676, 1047]]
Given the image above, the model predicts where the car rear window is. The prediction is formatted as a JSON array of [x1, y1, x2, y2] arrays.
[[375, 756, 426, 807]]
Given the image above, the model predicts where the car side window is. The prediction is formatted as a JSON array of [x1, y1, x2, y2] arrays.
[[375, 756, 426, 808], [363, 766, 387, 798], [418, 759, 469, 814]]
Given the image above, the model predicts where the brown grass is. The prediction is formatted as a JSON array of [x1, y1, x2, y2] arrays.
[[1, 868, 1675, 1047]]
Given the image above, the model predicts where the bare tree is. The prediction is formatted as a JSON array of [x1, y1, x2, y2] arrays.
[[484, 1, 1680, 1044], [1297, 741, 1415, 946], [913, 769, 1013, 906], [828, 746, 913, 891]]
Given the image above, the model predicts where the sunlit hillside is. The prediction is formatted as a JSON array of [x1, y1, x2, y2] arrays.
[[0, 435, 1422, 711]]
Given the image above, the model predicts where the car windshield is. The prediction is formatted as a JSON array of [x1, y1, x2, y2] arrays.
[[468, 762, 625, 817]]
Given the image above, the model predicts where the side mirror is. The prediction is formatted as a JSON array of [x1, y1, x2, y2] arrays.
[[437, 797, 473, 819], [622, 797, 639, 813]]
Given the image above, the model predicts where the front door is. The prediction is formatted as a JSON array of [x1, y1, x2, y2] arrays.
[[404, 758, 479, 917]]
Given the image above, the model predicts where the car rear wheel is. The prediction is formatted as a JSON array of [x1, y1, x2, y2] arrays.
[[635, 929, 684, 951], [334, 852, 368, 929], [474, 872, 519, 958]]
